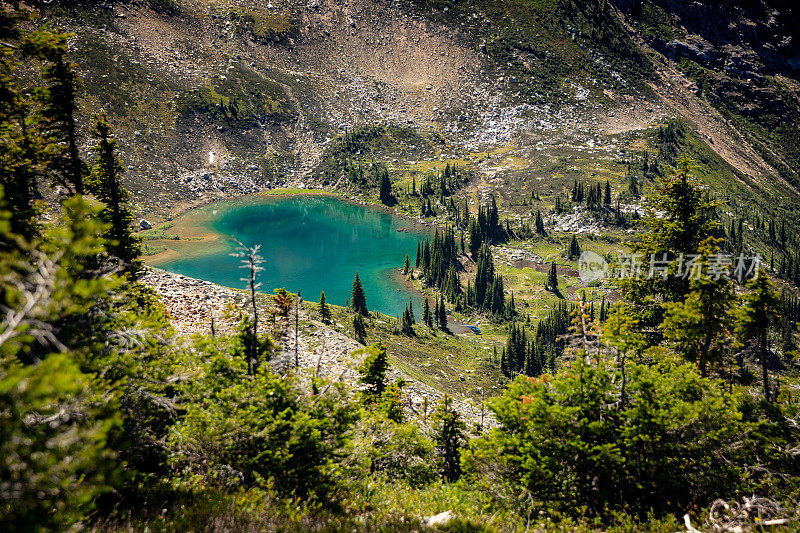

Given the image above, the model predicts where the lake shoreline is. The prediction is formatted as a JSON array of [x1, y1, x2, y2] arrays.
[[143, 188, 434, 267], [145, 192, 433, 317]]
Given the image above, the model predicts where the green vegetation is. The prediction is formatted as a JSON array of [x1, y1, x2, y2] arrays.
[[176, 64, 294, 128], [229, 7, 298, 44], [140, 221, 179, 241], [2, 5, 800, 532]]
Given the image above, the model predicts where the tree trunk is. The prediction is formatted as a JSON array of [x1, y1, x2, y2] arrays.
[[760, 329, 770, 402]]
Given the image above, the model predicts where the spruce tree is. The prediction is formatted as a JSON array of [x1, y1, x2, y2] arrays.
[[403, 253, 410, 275], [548, 262, 558, 292], [431, 395, 467, 482], [736, 274, 781, 401], [662, 239, 735, 377], [401, 305, 414, 335], [423, 298, 433, 328], [378, 170, 393, 204], [468, 219, 482, 257], [24, 28, 86, 194], [0, 38, 42, 240], [535, 209, 546, 236], [86, 114, 139, 269], [353, 313, 367, 344], [319, 291, 331, 324], [567, 235, 581, 260], [438, 296, 448, 331], [351, 271, 368, 316], [357, 342, 389, 401]]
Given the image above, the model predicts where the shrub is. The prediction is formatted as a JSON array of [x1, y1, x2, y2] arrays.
[[0, 355, 119, 531], [347, 413, 437, 488], [464, 360, 750, 518], [168, 364, 359, 501]]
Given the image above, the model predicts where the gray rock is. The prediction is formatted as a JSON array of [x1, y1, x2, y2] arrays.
[[423, 511, 454, 526], [666, 38, 715, 63]]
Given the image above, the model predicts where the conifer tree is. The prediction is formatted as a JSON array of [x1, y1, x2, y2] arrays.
[[379, 379, 406, 423], [403, 253, 410, 275], [230, 241, 271, 375], [662, 238, 735, 377], [431, 395, 466, 482], [468, 219, 482, 257], [0, 47, 42, 239], [630, 156, 718, 304], [24, 28, 86, 194], [423, 298, 433, 328], [535, 209, 546, 236], [547, 261, 558, 292], [437, 296, 448, 330], [357, 342, 389, 401], [353, 313, 367, 344], [378, 169, 393, 204], [567, 235, 581, 260], [319, 291, 331, 324], [351, 271, 368, 316], [736, 274, 781, 400], [401, 305, 414, 335], [86, 114, 139, 269]]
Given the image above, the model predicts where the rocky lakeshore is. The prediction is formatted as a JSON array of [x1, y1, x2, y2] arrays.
[[142, 267, 494, 427]]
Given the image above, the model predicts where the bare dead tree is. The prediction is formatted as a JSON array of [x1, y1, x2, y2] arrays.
[[230, 239, 266, 375], [294, 290, 302, 367]]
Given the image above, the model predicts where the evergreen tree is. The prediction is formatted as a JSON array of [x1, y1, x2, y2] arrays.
[[351, 272, 368, 316], [474, 244, 495, 309], [535, 209, 546, 236], [423, 298, 433, 328], [437, 296, 448, 331], [230, 241, 271, 375], [379, 379, 406, 423], [403, 253, 410, 275], [401, 305, 414, 335], [357, 342, 389, 401], [353, 313, 367, 344], [604, 180, 612, 207], [24, 28, 86, 194], [662, 238, 735, 376], [415, 241, 421, 268], [378, 169, 393, 204], [567, 235, 581, 260], [547, 262, 558, 292], [86, 114, 139, 269], [736, 274, 781, 401], [319, 291, 331, 324], [630, 156, 718, 305], [431, 395, 467, 482], [468, 219, 482, 257]]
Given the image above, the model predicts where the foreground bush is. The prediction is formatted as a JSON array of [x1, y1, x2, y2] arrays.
[[167, 356, 359, 500], [464, 360, 752, 518]]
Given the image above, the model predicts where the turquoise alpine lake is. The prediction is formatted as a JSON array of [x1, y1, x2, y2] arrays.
[[159, 194, 430, 317]]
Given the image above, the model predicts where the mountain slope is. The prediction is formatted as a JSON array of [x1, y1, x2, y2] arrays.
[[35, 0, 800, 237]]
